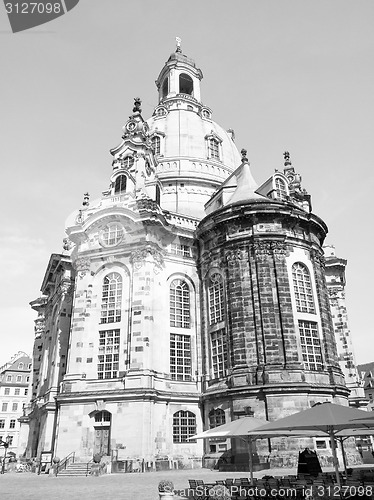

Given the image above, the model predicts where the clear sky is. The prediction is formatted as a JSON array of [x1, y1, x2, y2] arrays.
[[0, 0, 373, 367]]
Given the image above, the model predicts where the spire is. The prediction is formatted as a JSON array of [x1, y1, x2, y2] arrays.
[[282, 151, 312, 212], [227, 148, 266, 205]]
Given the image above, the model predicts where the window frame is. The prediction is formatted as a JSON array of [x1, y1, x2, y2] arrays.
[[173, 410, 196, 443], [97, 329, 120, 379], [100, 272, 123, 325], [298, 320, 323, 371], [292, 263, 316, 314], [210, 329, 228, 379], [170, 333, 192, 382], [100, 223, 124, 247], [170, 279, 191, 329], [208, 273, 225, 325]]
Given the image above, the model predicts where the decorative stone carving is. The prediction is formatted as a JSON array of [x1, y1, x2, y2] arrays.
[[253, 240, 286, 262], [62, 238, 74, 252], [74, 257, 91, 279], [130, 246, 164, 273], [226, 249, 246, 265], [60, 279, 74, 300], [311, 250, 326, 269], [270, 241, 287, 261], [34, 317, 46, 339], [75, 209, 84, 225]]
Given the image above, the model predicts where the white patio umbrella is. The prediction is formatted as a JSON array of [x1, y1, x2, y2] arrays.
[[246, 402, 374, 487], [190, 416, 267, 482]]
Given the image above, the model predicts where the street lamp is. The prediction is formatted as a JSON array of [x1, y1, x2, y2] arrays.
[[0, 436, 12, 474]]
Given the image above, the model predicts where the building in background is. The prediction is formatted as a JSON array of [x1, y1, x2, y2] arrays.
[[0, 352, 31, 457], [25, 44, 363, 469], [357, 363, 374, 412], [324, 245, 367, 409]]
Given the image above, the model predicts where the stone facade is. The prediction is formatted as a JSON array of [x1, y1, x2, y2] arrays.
[[324, 245, 367, 409], [25, 45, 361, 469], [0, 352, 31, 457]]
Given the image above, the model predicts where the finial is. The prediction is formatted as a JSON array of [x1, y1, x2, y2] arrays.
[[175, 36, 182, 53], [82, 192, 90, 207], [241, 148, 249, 163], [133, 97, 142, 114], [284, 151, 292, 166]]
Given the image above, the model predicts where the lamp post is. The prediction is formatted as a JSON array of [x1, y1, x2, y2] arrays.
[[0, 436, 11, 474]]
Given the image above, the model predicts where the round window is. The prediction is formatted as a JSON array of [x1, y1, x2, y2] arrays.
[[100, 223, 124, 247]]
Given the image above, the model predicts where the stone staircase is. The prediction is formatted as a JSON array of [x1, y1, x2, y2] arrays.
[[57, 462, 92, 477]]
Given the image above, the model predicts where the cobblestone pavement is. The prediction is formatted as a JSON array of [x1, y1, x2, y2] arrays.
[[0, 466, 369, 500]]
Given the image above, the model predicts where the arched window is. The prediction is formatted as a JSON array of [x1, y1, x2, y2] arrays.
[[121, 156, 134, 170], [275, 177, 287, 200], [155, 185, 161, 205], [101, 272, 122, 324], [173, 410, 196, 443], [151, 136, 161, 155], [18, 363, 23, 370], [208, 138, 220, 160], [162, 78, 168, 98], [170, 279, 190, 328], [208, 273, 224, 325], [292, 263, 315, 313], [114, 175, 127, 194], [209, 408, 226, 429], [179, 73, 193, 95]]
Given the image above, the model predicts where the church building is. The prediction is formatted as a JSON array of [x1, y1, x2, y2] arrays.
[[25, 43, 363, 469]]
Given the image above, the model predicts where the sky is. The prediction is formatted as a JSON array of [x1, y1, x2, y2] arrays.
[[0, 0, 373, 367]]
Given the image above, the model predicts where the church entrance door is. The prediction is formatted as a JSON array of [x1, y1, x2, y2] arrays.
[[93, 410, 111, 456], [94, 427, 110, 456]]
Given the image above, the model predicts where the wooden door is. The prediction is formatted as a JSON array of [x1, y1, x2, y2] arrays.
[[94, 427, 110, 456]]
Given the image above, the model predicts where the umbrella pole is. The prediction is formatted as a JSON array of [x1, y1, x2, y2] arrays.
[[339, 437, 348, 477], [246, 438, 254, 484], [329, 428, 341, 488]]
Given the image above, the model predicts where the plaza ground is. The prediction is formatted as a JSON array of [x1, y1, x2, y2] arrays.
[[1, 465, 372, 500]]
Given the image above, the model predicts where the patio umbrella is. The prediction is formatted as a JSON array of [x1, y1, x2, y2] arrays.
[[190, 416, 267, 482], [247, 402, 374, 487]]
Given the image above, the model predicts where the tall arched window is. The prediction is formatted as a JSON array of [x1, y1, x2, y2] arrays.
[[151, 136, 161, 155], [114, 175, 127, 194], [208, 273, 224, 325], [275, 177, 287, 200], [179, 73, 193, 95], [173, 410, 196, 442], [209, 408, 226, 429], [292, 263, 315, 313], [170, 279, 190, 328], [101, 272, 122, 324]]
